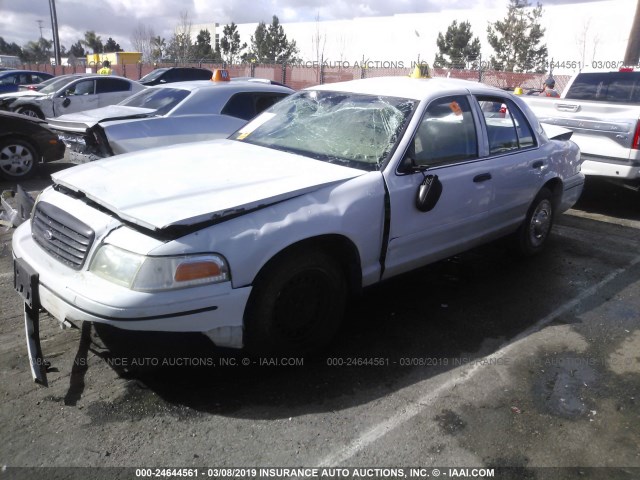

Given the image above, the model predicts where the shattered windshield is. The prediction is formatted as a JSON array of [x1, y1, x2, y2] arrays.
[[231, 90, 417, 171]]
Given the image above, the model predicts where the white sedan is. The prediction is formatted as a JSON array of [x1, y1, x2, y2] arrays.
[[12, 76, 584, 384], [10, 74, 144, 120], [47, 80, 294, 162]]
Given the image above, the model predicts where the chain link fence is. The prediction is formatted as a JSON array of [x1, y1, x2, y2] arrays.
[[20, 62, 572, 94]]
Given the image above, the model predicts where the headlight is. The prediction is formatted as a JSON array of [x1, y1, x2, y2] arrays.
[[89, 244, 230, 291]]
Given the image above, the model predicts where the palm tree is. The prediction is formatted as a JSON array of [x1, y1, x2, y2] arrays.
[[81, 31, 103, 53]]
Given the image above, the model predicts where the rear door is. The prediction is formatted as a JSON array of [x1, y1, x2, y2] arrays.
[[472, 95, 546, 232], [96, 77, 135, 107]]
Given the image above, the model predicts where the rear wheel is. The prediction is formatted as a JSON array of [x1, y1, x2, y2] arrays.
[[244, 249, 347, 355], [0, 138, 38, 180], [15, 106, 44, 119], [514, 187, 554, 256]]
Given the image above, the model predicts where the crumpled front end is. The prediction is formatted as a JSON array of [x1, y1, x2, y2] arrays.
[[51, 125, 113, 164]]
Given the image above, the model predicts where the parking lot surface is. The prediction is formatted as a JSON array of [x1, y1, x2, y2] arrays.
[[1, 167, 639, 477]]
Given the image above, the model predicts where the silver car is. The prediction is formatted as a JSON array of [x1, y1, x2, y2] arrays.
[[10, 75, 144, 120], [47, 80, 294, 162]]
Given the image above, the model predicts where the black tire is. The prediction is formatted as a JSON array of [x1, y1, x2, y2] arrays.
[[515, 187, 554, 256], [0, 138, 38, 180], [244, 249, 347, 355], [15, 106, 44, 120]]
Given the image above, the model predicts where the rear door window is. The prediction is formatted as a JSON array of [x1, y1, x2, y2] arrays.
[[222, 92, 289, 120], [476, 96, 536, 154], [96, 78, 132, 93]]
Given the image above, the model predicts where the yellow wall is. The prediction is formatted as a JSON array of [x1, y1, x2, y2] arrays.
[[86, 52, 142, 66]]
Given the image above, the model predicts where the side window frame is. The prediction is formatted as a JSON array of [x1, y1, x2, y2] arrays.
[[403, 94, 480, 171], [96, 77, 132, 94], [473, 94, 538, 157]]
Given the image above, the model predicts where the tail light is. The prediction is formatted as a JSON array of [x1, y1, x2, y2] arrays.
[[633, 120, 640, 150]]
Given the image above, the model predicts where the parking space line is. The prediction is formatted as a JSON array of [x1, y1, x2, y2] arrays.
[[567, 210, 640, 230], [315, 253, 640, 467]]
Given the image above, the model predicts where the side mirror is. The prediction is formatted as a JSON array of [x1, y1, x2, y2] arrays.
[[62, 98, 71, 108], [416, 174, 442, 212]]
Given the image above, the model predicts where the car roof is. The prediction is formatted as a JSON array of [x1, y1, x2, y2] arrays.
[[146, 80, 294, 93], [309, 76, 506, 100], [0, 69, 50, 76]]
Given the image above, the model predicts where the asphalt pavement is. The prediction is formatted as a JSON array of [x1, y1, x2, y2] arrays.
[[0, 168, 639, 479]]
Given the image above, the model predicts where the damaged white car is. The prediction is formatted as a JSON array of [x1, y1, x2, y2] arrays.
[[12, 76, 584, 385], [47, 80, 294, 162]]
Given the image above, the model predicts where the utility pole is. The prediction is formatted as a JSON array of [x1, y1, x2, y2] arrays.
[[624, 0, 640, 65], [37, 20, 44, 39], [48, 0, 62, 66]]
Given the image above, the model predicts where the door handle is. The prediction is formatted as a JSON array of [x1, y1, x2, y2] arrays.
[[532, 160, 544, 169], [473, 173, 492, 183]]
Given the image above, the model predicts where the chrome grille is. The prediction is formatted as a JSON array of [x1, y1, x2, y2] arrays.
[[32, 202, 95, 270]]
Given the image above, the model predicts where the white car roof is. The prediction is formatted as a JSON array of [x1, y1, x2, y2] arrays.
[[146, 80, 293, 94], [309, 76, 506, 100]]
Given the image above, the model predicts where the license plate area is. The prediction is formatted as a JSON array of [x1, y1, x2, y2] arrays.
[[14, 257, 39, 309]]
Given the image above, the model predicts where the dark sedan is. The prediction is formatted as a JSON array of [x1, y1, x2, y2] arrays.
[[0, 111, 65, 180]]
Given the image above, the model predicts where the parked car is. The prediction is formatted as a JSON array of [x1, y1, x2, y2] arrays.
[[522, 68, 640, 182], [138, 67, 212, 86], [0, 70, 53, 94], [10, 75, 145, 120], [47, 80, 294, 162], [0, 74, 84, 112], [12, 76, 584, 384], [0, 111, 65, 180]]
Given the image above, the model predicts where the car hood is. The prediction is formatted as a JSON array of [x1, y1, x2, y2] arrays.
[[52, 139, 366, 232], [0, 90, 45, 100], [48, 105, 156, 132]]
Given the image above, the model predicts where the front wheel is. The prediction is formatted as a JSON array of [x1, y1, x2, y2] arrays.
[[15, 106, 44, 119], [244, 249, 347, 355], [514, 187, 554, 256], [0, 138, 38, 180]]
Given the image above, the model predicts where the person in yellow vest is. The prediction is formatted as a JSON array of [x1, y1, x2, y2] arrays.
[[98, 60, 112, 75]]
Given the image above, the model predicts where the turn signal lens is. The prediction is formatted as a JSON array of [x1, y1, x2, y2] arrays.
[[175, 261, 222, 282]]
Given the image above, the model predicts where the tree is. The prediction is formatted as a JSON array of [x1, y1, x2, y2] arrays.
[[434, 20, 481, 69], [21, 38, 52, 63], [166, 11, 194, 64], [220, 22, 246, 65], [104, 37, 123, 53], [151, 36, 166, 62], [194, 29, 213, 60], [131, 22, 155, 62], [487, 0, 548, 73], [0, 37, 22, 56], [81, 30, 103, 54], [244, 15, 299, 64], [68, 40, 86, 58]]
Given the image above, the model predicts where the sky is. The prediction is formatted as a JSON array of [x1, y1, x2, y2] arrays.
[[0, 0, 635, 73]]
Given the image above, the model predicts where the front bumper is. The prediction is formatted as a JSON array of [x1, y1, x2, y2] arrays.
[[12, 221, 250, 383]]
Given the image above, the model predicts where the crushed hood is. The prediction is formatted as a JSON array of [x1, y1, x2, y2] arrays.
[[0, 90, 45, 100], [48, 105, 155, 132], [52, 139, 366, 231]]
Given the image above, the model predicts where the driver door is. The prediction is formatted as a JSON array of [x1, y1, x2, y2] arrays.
[[382, 94, 495, 279], [53, 79, 99, 116]]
